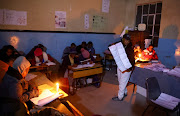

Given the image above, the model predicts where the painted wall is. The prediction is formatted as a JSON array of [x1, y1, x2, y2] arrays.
[[0, 0, 126, 34], [0, 32, 119, 63]]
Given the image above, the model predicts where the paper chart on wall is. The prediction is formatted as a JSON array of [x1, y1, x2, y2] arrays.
[[0, 9, 4, 24], [4, 9, 27, 25], [102, 0, 110, 13], [55, 11, 66, 28], [84, 14, 89, 29]]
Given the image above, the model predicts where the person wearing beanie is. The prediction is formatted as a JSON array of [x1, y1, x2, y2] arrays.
[[30, 48, 54, 66], [112, 34, 135, 101]]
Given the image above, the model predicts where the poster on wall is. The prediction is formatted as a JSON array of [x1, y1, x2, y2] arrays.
[[4, 9, 27, 25], [55, 11, 66, 28], [92, 15, 106, 30], [84, 14, 89, 29], [0, 9, 4, 24], [102, 0, 110, 13]]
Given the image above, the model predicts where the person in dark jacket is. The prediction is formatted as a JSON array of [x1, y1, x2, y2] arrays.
[[0, 56, 39, 103], [112, 34, 135, 101], [61, 50, 79, 78]]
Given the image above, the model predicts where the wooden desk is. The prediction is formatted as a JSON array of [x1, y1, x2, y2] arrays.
[[69, 64, 103, 94], [29, 72, 83, 116]]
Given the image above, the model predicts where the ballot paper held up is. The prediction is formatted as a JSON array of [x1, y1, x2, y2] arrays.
[[109, 42, 132, 72]]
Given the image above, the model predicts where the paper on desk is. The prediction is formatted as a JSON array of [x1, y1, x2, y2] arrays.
[[46, 62, 56, 66], [73, 63, 95, 69], [30, 89, 63, 106], [25, 73, 37, 81], [167, 67, 180, 78]]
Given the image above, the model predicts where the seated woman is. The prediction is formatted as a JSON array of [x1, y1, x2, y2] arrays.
[[79, 48, 95, 63], [142, 44, 158, 60], [31, 48, 54, 66], [134, 44, 142, 59], [0, 56, 39, 103], [0, 45, 20, 58], [61, 50, 79, 78], [87, 41, 95, 55]]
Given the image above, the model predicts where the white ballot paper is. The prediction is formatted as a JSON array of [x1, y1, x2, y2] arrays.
[[109, 42, 132, 72], [30, 84, 63, 106]]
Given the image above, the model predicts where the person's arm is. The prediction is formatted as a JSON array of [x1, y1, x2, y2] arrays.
[[10, 80, 39, 102], [47, 54, 54, 62], [30, 57, 36, 66], [152, 51, 158, 60]]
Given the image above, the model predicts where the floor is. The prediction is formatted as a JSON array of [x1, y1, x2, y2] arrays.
[[50, 67, 178, 116]]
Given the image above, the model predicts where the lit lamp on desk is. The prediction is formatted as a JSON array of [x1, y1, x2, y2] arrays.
[[56, 83, 59, 92]]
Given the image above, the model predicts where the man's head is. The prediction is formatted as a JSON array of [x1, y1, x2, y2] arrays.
[[122, 34, 131, 46], [81, 41, 87, 48], [87, 41, 93, 48], [70, 43, 76, 49], [148, 44, 154, 52]]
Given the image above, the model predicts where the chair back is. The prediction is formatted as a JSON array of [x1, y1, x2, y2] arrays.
[[146, 77, 161, 100]]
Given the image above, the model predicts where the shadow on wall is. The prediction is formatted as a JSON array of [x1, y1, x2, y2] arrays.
[[162, 25, 179, 39], [156, 25, 179, 68]]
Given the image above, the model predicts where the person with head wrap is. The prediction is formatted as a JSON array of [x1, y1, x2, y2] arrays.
[[30, 48, 54, 66], [0, 56, 39, 103], [78, 48, 95, 63]]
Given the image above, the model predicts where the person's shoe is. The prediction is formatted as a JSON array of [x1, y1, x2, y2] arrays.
[[112, 96, 124, 101], [124, 93, 127, 97]]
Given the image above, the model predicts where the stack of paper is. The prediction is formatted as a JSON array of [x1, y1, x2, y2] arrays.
[[109, 42, 132, 72], [151, 93, 180, 110]]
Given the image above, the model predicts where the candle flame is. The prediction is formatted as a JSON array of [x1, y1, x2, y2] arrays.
[[139, 53, 141, 58]]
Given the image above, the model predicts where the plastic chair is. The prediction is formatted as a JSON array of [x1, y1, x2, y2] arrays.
[[142, 77, 180, 116]]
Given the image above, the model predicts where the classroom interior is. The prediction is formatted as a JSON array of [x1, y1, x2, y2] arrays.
[[0, 0, 180, 116]]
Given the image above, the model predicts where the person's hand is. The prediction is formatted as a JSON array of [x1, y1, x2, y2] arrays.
[[90, 61, 93, 64], [72, 64, 78, 67], [33, 88, 39, 97]]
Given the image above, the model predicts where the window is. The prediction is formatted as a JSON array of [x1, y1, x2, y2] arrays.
[[136, 2, 162, 47]]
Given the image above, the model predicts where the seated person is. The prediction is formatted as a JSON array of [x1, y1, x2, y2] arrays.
[[26, 44, 47, 60], [0, 45, 20, 58], [0, 56, 39, 103], [76, 41, 87, 54], [79, 48, 95, 63], [0, 55, 15, 83], [62, 43, 76, 58], [61, 50, 79, 78], [31, 48, 54, 66], [134, 44, 142, 59], [142, 44, 158, 60], [87, 41, 95, 55]]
